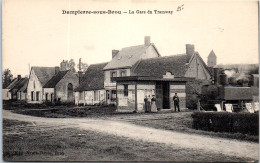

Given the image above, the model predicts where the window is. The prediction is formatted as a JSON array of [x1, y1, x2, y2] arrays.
[[111, 71, 117, 83], [79, 92, 83, 100], [45, 93, 48, 101], [67, 83, 73, 100], [121, 71, 126, 77], [124, 85, 128, 96], [33, 81, 36, 89], [51, 93, 54, 102], [31, 91, 34, 101], [111, 90, 117, 100], [94, 91, 99, 101], [36, 91, 40, 101], [111, 71, 117, 77]]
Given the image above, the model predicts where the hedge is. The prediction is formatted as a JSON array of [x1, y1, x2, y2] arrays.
[[191, 112, 259, 135]]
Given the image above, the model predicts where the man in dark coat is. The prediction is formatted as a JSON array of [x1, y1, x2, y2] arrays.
[[144, 96, 148, 113], [173, 93, 180, 112]]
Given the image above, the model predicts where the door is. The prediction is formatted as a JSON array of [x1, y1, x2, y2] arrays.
[[162, 82, 170, 109], [155, 82, 163, 109], [106, 90, 110, 104]]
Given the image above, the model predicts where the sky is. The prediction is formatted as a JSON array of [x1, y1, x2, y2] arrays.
[[2, 0, 259, 77]]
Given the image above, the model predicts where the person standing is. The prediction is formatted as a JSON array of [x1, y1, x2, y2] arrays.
[[151, 95, 157, 112], [144, 96, 148, 113], [147, 95, 152, 113], [173, 93, 180, 112]]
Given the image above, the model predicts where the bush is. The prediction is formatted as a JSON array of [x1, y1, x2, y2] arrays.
[[191, 112, 259, 135]]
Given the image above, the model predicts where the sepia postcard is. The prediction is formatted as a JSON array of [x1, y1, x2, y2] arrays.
[[2, 0, 259, 162]]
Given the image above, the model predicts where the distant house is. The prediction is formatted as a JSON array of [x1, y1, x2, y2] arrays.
[[17, 78, 29, 101], [10, 77, 29, 101], [27, 60, 79, 104], [74, 62, 108, 105], [2, 75, 29, 101], [27, 67, 57, 103], [103, 36, 161, 104]]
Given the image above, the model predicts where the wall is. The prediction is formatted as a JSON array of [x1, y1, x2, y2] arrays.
[[185, 54, 211, 80], [55, 71, 79, 103], [75, 90, 106, 105], [104, 68, 131, 88], [117, 81, 136, 112], [169, 82, 186, 109], [141, 45, 160, 59], [43, 88, 54, 102], [2, 89, 10, 100], [17, 92, 27, 101], [27, 69, 44, 103], [136, 82, 155, 112]]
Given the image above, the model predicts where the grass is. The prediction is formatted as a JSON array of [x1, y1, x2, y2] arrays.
[[4, 103, 259, 142], [130, 112, 259, 142], [3, 119, 255, 162]]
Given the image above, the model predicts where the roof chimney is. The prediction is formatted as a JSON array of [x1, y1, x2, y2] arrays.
[[112, 50, 119, 58], [144, 36, 151, 46], [17, 75, 21, 80], [186, 44, 194, 63], [60, 60, 68, 71], [55, 66, 60, 74]]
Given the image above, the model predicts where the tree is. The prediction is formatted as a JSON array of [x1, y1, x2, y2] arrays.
[[77, 59, 89, 72], [68, 59, 76, 72], [2, 69, 13, 89]]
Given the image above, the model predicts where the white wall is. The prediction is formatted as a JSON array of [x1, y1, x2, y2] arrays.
[[2, 89, 10, 100], [43, 88, 54, 101], [75, 90, 106, 105], [27, 69, 43, 103], [141, 45, 160, 59], [104, 68, 131, 88]]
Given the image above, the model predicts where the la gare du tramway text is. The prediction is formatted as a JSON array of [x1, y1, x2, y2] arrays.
[[62, 10, 174, 15]]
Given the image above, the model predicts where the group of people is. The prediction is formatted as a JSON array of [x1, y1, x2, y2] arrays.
[[144, 93, 180, 113], [144, 95, 157, 113]]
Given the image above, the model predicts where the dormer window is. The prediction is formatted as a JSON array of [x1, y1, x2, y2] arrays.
[[120, 70, 126, 77], [111, 71, 117, 83]]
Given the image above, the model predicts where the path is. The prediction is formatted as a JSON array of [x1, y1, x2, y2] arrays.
[[3, 110, 259, 160]]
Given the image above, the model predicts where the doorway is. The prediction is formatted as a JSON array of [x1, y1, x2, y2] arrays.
[[162, 82, 170, 109]]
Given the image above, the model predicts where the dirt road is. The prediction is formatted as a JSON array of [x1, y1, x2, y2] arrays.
[[3, 110, 259, 160]]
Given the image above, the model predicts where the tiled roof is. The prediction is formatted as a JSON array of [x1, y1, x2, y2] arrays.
[[5, 78, 19, 89], [32, 67, 56, 86], [103, 44, 159, 70], [43, 70, 70, 88], [132, 54, 191, 78], [74, 62, 108, 91], [9, 78, 28, 94], [18, 78, 29, 92]]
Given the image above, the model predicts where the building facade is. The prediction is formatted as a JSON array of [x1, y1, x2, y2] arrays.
[[103, 36, 161, 104]]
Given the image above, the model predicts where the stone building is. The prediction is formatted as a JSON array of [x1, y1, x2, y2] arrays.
[[43, 70, 79, 103], [207, 50, 217, 67], [113, 44, 212, 111], [74, 62, 108, 105], [113, 74, 188, 112], [74, 36, 212, 111], [2, 75, 28, 101], [27, 61, 79, 104], [103, 36, 161, 104]]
